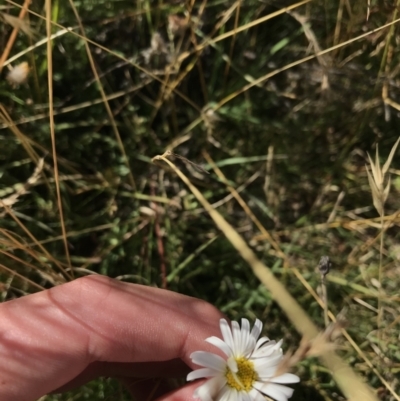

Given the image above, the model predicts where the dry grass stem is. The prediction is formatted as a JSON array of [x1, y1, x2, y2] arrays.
[[0, 0, 32, 72]]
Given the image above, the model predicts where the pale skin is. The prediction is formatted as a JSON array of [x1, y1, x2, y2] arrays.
[[0, 275, 224, 401]]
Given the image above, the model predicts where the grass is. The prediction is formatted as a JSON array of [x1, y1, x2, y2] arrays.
[[1, 0, 400, 400]]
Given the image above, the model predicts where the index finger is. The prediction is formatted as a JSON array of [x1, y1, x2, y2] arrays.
[[0, 275, 223, 401]]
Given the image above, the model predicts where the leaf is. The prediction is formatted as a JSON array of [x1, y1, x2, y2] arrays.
[[383, 175, 391, 204], [382, 136, 400, 176], [270, 37, 291, 55], [0, 13, 36, 38], [366, 166, 382, 216], [367, 152, 382, 188]]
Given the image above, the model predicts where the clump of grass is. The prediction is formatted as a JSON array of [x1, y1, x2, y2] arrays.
[[366, 138, 400, 220], [366, 137, 400, 336]]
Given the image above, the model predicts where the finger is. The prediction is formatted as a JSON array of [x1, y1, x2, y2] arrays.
[[155, 382, 206, 401], [121, 377, 177, 401], [123, 378, 203, 401], [0, 275, 223, 401], [53, 359, 190, 392]]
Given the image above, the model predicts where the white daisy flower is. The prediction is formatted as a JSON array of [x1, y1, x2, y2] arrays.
[[187, 318, 300, 401]]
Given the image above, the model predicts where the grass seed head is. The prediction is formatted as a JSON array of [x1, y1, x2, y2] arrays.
[[168, 14, 190, 37], [366, 137, 400, 216], [6, 62, 30, 87]]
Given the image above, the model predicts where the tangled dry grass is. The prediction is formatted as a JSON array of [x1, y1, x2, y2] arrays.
[[1, 0, 400, 400]]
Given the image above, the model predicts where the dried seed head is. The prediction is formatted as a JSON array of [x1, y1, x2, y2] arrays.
[[6, 62, 29, 86], [168, 14, 190, 36], [366, 137, 400, 216], [150, 32, 168, 54], [139, 206, 156, 219], [318, 255, 331, 277], [142, 32, 171, 66], [0, 158, 44, 209]]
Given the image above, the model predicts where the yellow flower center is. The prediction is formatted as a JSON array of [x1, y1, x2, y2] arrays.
[[225, 357, 257, 392]]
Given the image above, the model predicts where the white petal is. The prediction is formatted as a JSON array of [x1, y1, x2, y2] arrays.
[[254, 339, 282, 357], [254, 365, 278, 378], [253, 352, 283, 370], [191, 351, 227, 372], [195, 376, 227, 401], [242, 319, 258, 357], [187, 368, 221, 381], [270, 339, 283, 351], [229, 389, 239, 401], [244, 338, 257, 357], [253, 337, 271, 353], [271, 373, 300, 384], [250, 319, 263, 342], [254, 382, 295, 401], [194, 386, 213, 401], [241, 319, 250, 333], [249, 388, 265, 401], [240, 319, 250, 354], [206, 336, 233, 357], [240, 391, 253, 401], [216, 386, 233, 401], [231, 321, 241, 355], [253, 350, 281, 362], [229, 388, 241, 401], [227, 356, 238, 372], [220, 319, 235, 351]]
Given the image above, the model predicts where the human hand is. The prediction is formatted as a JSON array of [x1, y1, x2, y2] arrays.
[[0, 275, 224, 401]]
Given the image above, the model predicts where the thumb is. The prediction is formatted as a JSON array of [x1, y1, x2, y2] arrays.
[[122, 378, 201, 401]]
